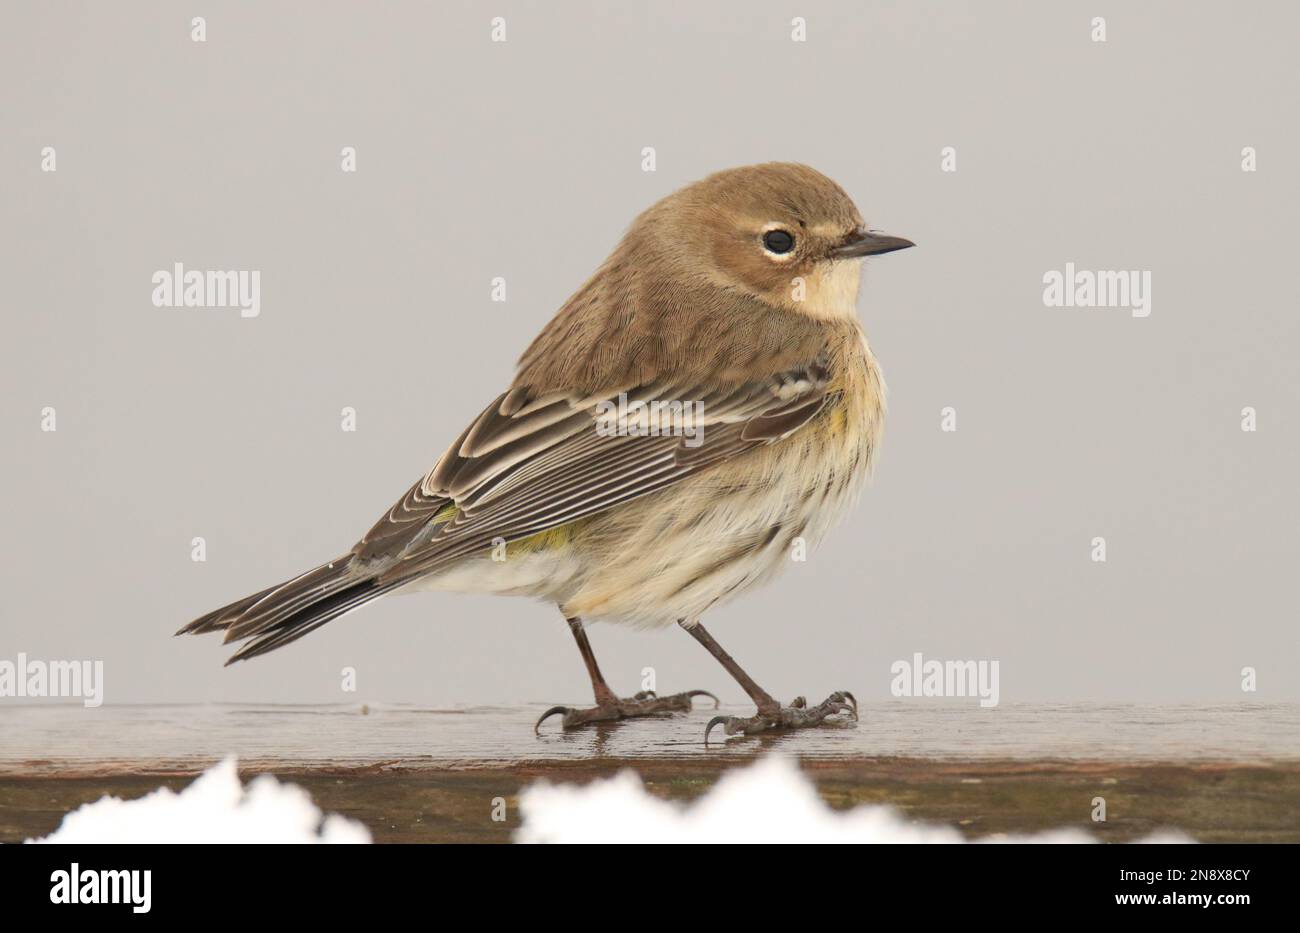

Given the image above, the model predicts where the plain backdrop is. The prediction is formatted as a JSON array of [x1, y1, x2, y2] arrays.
[[2, 1, 1297, 707]]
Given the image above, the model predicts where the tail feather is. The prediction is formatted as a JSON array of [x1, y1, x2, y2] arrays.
[[178, 554, 397, 664], [221, 557, 357, 643], [176, 582, 283, 636], [222, 577, 402, 664]]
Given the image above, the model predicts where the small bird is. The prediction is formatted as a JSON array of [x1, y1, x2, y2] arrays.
[[179, 163, 913, 739]]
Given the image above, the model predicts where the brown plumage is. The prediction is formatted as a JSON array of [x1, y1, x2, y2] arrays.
[[179, 163, 913, 737]]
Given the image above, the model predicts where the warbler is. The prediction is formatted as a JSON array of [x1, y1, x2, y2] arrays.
[[179, 162, 913, 739]]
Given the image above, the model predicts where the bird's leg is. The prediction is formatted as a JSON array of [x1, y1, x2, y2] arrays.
[[679, 619, 857, 742], [534, 616, 718, 732]]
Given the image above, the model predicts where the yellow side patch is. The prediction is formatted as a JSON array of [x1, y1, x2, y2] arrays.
[[828, 403, 848, 436], [512, 521, 579, 554]]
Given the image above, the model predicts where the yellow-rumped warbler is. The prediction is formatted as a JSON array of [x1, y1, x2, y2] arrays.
[[179, 163, 913, 738]]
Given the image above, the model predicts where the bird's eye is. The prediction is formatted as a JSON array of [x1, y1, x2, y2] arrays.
[[762, 229, 795, 255]]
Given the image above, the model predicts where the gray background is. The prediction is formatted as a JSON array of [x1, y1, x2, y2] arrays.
[[2, 1, 1296, 708]]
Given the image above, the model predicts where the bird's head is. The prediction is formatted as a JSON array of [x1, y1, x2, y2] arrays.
[[637, 162, 913, 321]]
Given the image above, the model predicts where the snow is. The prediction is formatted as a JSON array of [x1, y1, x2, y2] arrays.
[[26, 752, 1194, 844], [516, 755, 1193, 844], [28, 757, 370, 844]]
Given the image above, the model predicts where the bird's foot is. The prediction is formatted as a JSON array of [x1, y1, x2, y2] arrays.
[[535, 689, 719, 733], [704, 691, 857, 742]]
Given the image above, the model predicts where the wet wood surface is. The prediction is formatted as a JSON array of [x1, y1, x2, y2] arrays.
[[3, 703, 1298, 842]]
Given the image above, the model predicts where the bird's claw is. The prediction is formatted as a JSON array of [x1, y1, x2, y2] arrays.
[[535, 688, 719, 733], [534, 705, 572, 734], [704, 690, 858, 743]]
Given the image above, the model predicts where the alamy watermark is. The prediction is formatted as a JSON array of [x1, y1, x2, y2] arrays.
[[890, 652, 999, 708], [152, 263, 260, 318], [595, 393, 704, 447], [0, 653, 103, 707], [1043, 262, 1151, 318], [50, 864, 150, 913]]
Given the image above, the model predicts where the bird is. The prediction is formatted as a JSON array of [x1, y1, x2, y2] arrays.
[[178, 162, 913, 739]]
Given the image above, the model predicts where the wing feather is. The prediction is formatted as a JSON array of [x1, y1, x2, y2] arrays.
[[354, 351, 837, 583]]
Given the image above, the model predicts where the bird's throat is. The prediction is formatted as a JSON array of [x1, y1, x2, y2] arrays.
[[788, 260, 862, 321]]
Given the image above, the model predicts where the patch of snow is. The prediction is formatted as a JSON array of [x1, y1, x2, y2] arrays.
[[28, 757, 370, 844], [516, 755, 1193, 844]]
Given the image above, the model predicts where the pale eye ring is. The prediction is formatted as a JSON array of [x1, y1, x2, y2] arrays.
[[762, 228, 796, 255]]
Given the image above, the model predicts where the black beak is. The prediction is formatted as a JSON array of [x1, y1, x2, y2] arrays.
[[830, 230, 915, 259]]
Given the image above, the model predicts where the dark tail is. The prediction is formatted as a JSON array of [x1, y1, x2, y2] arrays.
[[177, 555, 401, 665]]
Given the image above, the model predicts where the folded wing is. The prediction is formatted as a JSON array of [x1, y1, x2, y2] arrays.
[[353, 353, 837, 582]]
